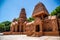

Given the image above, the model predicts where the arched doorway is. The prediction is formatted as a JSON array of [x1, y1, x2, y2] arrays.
[[35, 25, 40, 32]]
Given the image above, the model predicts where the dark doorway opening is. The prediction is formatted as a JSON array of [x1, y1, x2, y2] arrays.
[[17, 26, 19, 32], [36, 25, 40, 32]]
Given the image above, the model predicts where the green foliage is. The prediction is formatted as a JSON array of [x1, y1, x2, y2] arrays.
[[50, 10, 57, 16], [0, 21, 11, 32], [2, 21, 11, 26], [0, 23, 5, 32], [55, 6, 60, 13], [50, 6, 60, 18], [27, 17, 34, 22]]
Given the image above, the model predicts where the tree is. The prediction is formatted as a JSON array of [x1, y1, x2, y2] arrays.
[[0, 21, 11, 32], [50, 6, 60, 18], [27, 17, 34, 22], [2, 21, 11, 32], [50, 10, 57, 16], [0, 23, 5, 32]]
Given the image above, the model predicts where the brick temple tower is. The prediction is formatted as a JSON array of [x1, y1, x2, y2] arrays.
[[27, 2, 49, 37], [32, 2, 49, 19], [18, 8, 27, 34]]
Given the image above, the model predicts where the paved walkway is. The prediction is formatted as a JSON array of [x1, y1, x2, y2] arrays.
[[0, 35, 60, 40]]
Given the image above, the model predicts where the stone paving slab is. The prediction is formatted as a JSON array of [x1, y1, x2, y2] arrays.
[[0, 35, 60, 40]]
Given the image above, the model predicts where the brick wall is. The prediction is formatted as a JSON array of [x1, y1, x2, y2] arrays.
[[43, 19, 53, 32], [43, 19, 58, 31]]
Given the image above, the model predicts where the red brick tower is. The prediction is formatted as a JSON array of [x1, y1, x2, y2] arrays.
[[18, 8, 27, 34], [31, 2, 49, 36]]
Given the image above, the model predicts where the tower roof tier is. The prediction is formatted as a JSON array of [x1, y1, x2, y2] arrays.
[[32, 2, 49, 18], [19, 8, 26, 18]]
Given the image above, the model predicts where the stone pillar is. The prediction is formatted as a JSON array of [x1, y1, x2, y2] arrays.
[[15, 21, 18, 32], [23, 23, 26, 33], [10, 23, 13, 32], [10, 22, 15, 32], [15, 26, 17, 32], [10, 18, 18, 32], [19, 25, 21, 32], [40, 20, 43, 32]]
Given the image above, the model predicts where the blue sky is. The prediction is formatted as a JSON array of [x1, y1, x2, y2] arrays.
[[0, 0, 60, 22]]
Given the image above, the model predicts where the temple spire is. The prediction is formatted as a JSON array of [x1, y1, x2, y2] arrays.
[[18, 8, 27, 23], [32, 2, 49, 19]]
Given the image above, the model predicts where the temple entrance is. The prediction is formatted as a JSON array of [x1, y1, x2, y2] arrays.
[[35, 25, 40, 32], [17, 26, 19, 32]]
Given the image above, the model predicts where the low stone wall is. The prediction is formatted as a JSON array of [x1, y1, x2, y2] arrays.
[[3, 32, 11, 35], [43, 32, 59, 36], [12, 32, 20, 35]]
